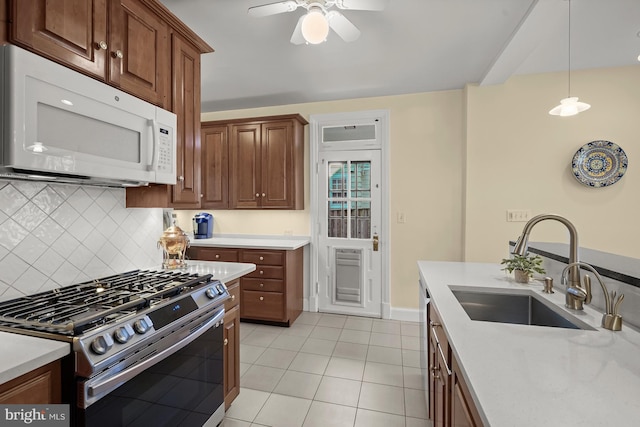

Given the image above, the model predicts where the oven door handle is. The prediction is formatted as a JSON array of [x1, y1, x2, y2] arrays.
[[87, 308, 224, 401]]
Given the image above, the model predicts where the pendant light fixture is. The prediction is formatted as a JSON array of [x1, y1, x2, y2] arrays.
[[549, 0, 590, 117]]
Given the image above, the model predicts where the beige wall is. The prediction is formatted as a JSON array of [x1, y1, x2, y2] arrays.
[[176, 90, 465, 310], [465, 65, 640, 263], [180, 64, 640, 311]]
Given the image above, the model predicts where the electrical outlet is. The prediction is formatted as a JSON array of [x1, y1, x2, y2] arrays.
[[397, 212, 406, 223], [506, 210, 531, 222]]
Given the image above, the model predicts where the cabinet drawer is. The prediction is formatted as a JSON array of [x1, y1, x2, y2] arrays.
[[429, 304, 449, 353], [242, 278, 284, 293], [242, 250, 284, 266], [246, 265, 284, 280], [241, 290, 285, 321], [225, 280, 240, 311], [191, 247, 239, 262]]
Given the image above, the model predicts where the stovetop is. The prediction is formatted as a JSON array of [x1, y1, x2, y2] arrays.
[[0, 269, 221, 336]]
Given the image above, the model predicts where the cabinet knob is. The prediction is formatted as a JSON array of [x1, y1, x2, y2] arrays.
[[215, 254, 220, 259], [262, 193, 266, 197], [259, 256, 264, 261], [178, 176, 185, 181], [255, 193, 260, 197], [430, 320, 441, 327], [231, 295, 235, 301], [259, 270, 264, 275], [96, 41, 108, 50], [223, 338, 228, 346], [113, 49, 124, 59], [259, 296, 264, 301], [259, 283, 264, 287]]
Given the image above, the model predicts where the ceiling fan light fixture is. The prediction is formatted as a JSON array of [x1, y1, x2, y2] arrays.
[[549, 97, 591, 117], [301, 7, 329, 44]]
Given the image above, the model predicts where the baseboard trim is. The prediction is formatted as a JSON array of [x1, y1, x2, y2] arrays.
[[390, 307, 420, 322]]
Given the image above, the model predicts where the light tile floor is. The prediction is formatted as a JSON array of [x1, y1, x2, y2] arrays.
[[222, 312, 432, 427]]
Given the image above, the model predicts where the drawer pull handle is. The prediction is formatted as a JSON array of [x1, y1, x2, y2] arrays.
[[259, 256, 264, 261], [259, 296, 264, 301], [224, 338, 228, 346], [430, 365, 440, 379]]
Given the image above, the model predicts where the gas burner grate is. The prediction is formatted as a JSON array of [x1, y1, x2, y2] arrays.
[[0, 270, 212, 335]]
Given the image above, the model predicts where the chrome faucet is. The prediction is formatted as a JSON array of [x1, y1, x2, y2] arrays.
[[512, 214, 582, 310], [561, 262, 623, 331]]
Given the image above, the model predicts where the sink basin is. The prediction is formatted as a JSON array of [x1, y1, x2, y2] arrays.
[[451, 288, 595, 330]]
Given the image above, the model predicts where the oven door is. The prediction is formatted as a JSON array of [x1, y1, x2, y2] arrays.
[[77, 308, 225, 427]]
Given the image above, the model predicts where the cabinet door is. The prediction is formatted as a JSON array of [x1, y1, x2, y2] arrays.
[[201, 125, 229, 209], [108, 0, 169, 107], [0, 360, 61, 404], [261, 120, 294, 208], [1, 0, 8, 44], [223, 305, 240, 409], [230, 123, 262, 208], [451, 356, 484, 427], [170, 33, 201, 207], [11, 0, 108, 78]]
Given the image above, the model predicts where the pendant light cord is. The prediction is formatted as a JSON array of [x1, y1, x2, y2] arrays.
[[567, 0, 571, 97]]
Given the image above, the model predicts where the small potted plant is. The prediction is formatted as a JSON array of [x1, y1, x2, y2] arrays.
[[500, 253, 546, 283]]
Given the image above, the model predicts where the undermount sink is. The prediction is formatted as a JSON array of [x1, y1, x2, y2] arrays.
[[450, 288, 595, 330]]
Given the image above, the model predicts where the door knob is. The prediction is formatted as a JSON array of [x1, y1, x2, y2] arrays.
[[373, 232, 379, 251]]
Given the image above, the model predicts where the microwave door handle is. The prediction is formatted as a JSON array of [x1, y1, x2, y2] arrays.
[[148, 118, 158, 172]]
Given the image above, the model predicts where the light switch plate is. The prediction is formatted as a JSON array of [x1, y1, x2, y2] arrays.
[[506, 209, 531, 222]]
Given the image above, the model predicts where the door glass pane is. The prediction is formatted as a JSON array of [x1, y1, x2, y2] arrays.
[[350, 162, 371, 198], [351, 201, 371, 239], [328, 201, 347, 238], [322, 124, 376, 142], [327, 160, 372, 240]]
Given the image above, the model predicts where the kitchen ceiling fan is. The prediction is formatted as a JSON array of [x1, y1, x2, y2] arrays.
[[248, 0, 387, 45]]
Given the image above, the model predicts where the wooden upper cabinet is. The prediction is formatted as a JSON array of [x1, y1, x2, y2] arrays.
[[1, 0, 9, 44], [108, 0, 169, 107], [201, 125, 230, 209], [170, 33, 201, 207], [11, 0, 108, 79], [228, 114, 307, 210], [230, 123, 262, 208], [10, 0, 169, 107]]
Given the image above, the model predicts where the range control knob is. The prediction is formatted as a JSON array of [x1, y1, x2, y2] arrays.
[[205, 287, 217, 299], [133, 318, 151, 334], [114, 324, 134, 343], [90, 334, 114, 355]]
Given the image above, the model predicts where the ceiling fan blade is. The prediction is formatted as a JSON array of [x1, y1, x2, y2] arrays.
[[248, 1, 299, 17], [337, 0, 387, 11], [327, 11, 361, 42], [290, 15, 306, 45]]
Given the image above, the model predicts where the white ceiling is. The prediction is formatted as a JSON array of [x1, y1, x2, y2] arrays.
[[159, 0, 640, 112]]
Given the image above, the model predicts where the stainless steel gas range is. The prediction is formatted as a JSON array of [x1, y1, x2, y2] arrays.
[[0, 269, 229, 427]]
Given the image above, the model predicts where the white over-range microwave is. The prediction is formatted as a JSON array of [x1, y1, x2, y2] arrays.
[[0, 44, 177, 187]]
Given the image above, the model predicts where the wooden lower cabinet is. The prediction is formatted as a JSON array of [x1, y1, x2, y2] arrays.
[[451, 356, 483, 427], [428, 304, 484, 427], [0, 360, 61, 404], [223, 279, 240, 409]]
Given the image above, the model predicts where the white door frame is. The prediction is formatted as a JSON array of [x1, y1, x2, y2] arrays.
[[309, 109, 391, 319]]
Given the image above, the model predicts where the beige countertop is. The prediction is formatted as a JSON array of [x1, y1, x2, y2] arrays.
[[418, 260, 640, 427]]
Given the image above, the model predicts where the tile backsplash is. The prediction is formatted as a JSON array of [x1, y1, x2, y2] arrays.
[[0, 180, 163, 301]]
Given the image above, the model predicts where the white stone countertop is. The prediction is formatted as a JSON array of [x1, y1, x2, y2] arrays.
[[418, 261, 640, 427], [0, 261, 255, 387], [187, 234, 310, 250], [0, 333, 70, 385]]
